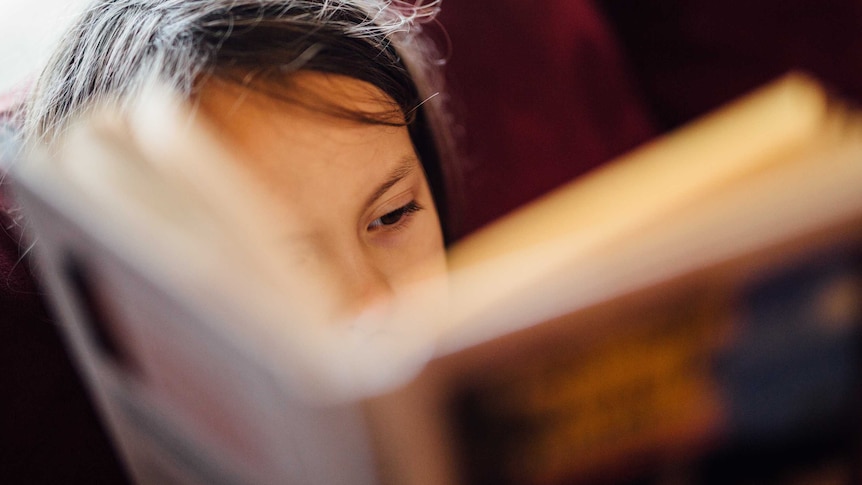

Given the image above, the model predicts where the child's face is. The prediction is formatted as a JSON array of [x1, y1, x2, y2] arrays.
[[196, 73, 446, 322]]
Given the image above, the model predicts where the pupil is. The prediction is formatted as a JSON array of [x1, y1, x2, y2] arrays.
[[380, 209, 404, 225]]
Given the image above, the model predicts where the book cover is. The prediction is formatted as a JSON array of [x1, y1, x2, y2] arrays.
[[7, 73, 862, 484]]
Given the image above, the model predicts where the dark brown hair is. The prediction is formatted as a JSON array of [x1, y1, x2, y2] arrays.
[[21, 0, 458, 240]]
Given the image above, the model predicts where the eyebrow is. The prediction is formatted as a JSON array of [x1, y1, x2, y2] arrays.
[[364, 155, 419, 209]]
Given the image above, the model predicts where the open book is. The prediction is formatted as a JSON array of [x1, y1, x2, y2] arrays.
[[7, 73, 862, 484]]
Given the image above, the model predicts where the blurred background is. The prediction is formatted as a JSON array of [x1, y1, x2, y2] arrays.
[[0, 0, 90, 94]]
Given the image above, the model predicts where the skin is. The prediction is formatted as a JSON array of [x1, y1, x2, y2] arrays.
[[195, 72, 447, 323]]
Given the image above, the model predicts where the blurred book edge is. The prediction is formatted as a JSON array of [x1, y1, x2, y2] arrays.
[[6, 72, 862, 484]]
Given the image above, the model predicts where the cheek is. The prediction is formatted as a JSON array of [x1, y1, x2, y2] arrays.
[[375, 213, 446, 287], [416, 222, 447, 285], [415, 214, 447, 273]]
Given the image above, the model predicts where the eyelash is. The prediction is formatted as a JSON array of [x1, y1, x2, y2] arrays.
[[368, 200, 423, 231]]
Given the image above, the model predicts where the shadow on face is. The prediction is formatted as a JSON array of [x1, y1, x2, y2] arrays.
[[194, 72, 448, 325]]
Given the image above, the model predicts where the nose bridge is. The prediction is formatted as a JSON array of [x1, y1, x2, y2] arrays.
[[333, 240, 394, 315]]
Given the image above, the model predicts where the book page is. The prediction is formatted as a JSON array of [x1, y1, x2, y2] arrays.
[[442, 73, 862, 349]]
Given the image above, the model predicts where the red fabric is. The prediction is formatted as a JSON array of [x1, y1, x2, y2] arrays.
[[599, 0, 862, 130], [438, 0, 657, 238]]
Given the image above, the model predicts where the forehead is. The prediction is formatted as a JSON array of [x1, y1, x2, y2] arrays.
[[192, 72, 419, 218]]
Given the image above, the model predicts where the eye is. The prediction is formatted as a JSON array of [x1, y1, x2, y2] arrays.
[[368, 201, 423, 231]]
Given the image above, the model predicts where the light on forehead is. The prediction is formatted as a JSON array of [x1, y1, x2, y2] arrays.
[[191, 71, 422, 206], [200, 71, 407, 126]]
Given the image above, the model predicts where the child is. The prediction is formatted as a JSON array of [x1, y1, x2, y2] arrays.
[[18, 0, 458, 321]]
